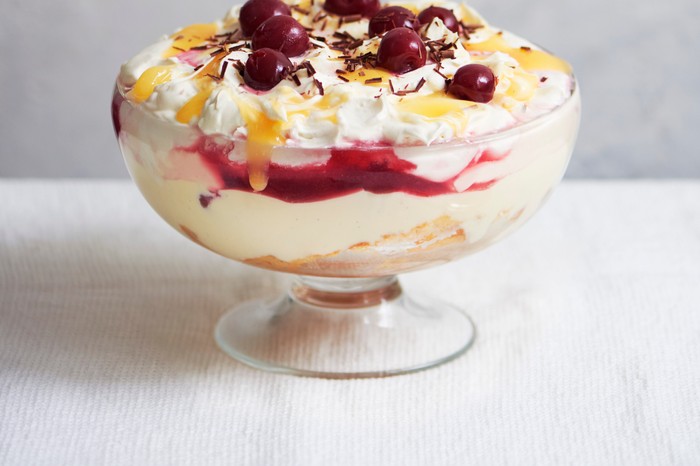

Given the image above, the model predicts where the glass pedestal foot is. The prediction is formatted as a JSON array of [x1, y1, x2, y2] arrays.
[[215, 276, 475, 379]]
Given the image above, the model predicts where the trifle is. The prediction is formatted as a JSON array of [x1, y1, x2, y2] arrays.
[[113, 0, 580, 377]]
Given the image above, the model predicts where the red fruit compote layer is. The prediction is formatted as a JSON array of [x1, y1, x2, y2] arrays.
[[113, 0, 581, 277]]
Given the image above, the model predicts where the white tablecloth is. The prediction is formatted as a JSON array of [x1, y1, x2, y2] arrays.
[[1, 180, 699, 465]]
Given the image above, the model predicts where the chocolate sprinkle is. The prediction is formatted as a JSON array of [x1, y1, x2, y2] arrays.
[[313, 78, 325, 95], [343, 14, 362, 23], [292, 5, 310, 14]]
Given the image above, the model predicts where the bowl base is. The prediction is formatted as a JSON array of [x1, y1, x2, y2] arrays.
[[215, 276, 475, 378]]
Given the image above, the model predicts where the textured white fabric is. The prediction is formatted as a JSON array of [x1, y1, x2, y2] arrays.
[[1, 180, 699, 465]]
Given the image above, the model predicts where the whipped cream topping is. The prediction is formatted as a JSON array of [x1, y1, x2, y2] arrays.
[[118, 0, 574, 148]]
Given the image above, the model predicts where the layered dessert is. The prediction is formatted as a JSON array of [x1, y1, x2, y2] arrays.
[[113, 0, 580, 277]]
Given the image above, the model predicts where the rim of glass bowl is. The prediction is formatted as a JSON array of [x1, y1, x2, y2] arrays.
[[115, 72, 578, 150]]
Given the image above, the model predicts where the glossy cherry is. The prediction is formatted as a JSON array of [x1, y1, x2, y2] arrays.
[[243, 48, 294, 91], [376, 28, 427, 74], [239, 0, 292, 37], [252, 16, 310, 57], [417, 6, 459, 33], [448, 64, 496, 103], [368, 6, 419, 37], [323, 0, 380, 17]]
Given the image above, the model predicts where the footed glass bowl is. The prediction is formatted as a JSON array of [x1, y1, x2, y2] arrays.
[[112, 78, 580, 378]]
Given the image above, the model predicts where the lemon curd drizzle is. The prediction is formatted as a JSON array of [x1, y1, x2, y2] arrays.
[[164, 23, 218, 58], [464, 34, 572, 74]]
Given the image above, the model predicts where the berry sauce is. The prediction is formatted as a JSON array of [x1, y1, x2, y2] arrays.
[[178, 135, 501, 204], [111, 89, 124, 136]]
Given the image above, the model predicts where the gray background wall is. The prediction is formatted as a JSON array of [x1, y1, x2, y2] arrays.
[[1, 0, 698, 178]]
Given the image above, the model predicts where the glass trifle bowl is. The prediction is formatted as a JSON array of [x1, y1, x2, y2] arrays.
[[112, 0, 581, 377]]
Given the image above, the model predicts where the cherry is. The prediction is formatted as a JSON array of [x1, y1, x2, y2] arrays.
[[368, 6, 419, 37], [239, 0, 292, 37], [243, 48, 294, 91], [376, 28, 427, 74], [448, 64, 496, 103], [323, 0, 380, 17], [252, 16, 310, 57], [417, 6, 459, 33]]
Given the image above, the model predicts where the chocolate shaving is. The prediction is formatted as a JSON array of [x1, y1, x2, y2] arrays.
[[292, 73, 302, 86], [337, 75, 349, 82], [414, 77, 426, 92], [459, 22, 483, 39], [433, 64, 448, 79], [343, 14, 362, 23], [206, 73, 222, 82], [193, 64, 204, 72], [520, 46, 532, 51], [347, 39, 364, 50], [335, 69, 347, 75], [540, 76, 548, 83], [305, 61, 317, 75], [220, 60, 229, 79], [333, 31, 355, 40], [365, 77, 382, 84], [230, 60, 245, 74], [210, 48, 225, 56], [313, 78, 325, 95], [172, 46, 186, 52], [358, 71, 365, 77]]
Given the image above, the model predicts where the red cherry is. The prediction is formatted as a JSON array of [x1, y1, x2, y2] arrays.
[[323, 0, 380, 17], [368, 6, 419, 37], [252, 16, 310, 57], [417, 6, 459, 33], [243, 48, 294, 91], [448, 64, 496, 103], [239, 0, 292, 37], [376, 28, 427, 74]]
